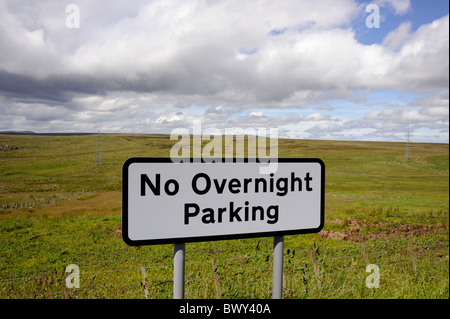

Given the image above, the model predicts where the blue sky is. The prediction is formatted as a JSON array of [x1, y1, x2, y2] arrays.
[[355, 0, 449, 44], [0, 0, 448, 143]]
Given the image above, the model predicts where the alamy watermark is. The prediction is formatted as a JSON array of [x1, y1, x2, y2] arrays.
[[65, 264, 80, 289], [170, 120, 279, 174], [366, 264, 380, 289], [366, 4, 380, 29], [65, 4, 80, 29], [64, 3, 380, 30]]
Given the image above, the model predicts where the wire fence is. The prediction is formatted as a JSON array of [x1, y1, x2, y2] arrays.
[[1, 236, 448, 299], [0, 194, 81, 211], [0, 176, 117, 212]]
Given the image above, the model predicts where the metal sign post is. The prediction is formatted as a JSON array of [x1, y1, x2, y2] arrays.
[[173, 242, 185, 299], [272, 235, 284, 299]]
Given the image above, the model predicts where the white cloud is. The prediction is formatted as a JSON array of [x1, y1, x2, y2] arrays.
[[389, 15, 449, 91], [382, 21, 412, 50], [305, 122, 344, 135], [375, 0, 411, 15], [156, 112, 188, 124], [1, 1, 447, 98], [0, 0, 448, 142], [0, 2, 60, 77], [301, 112, 330, 121], [365, 107, 448, 124]]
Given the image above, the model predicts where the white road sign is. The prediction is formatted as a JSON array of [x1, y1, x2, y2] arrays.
[[122, 158, 324, 245]]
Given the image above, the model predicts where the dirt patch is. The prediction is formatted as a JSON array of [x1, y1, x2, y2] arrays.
[[108, 228, 122, 236], [319, 224, 448, 242], [327, 218, 388, 229]]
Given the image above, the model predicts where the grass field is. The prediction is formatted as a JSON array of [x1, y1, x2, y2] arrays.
[[0, 133, 448, 299]]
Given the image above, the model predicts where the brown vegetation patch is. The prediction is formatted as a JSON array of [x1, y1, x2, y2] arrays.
[[108, 228, 122, 236], [319, 223, 448, 242]]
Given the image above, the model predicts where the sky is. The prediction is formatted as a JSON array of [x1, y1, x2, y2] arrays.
[[0, 0, 448, 143]]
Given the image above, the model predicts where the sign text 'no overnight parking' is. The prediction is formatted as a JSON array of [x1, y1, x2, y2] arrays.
[[122, 158, 325, 246]]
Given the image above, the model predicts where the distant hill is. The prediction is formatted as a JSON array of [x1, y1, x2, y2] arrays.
[[0, 131, 96, 136], [0, 130, 37, 135]]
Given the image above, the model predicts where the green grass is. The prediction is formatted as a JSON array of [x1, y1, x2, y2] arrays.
[[0, 134, 448, 299]]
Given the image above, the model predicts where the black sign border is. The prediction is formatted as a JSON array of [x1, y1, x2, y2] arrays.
[[122, 157, 325, 246]]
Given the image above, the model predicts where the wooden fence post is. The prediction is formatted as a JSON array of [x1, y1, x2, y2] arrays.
[[211, 258, 221, 299], [408, 237, 417, 275], [362, 242, 370, 266], [310, 248, 322, 288], [141, 266, 149, 299]]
